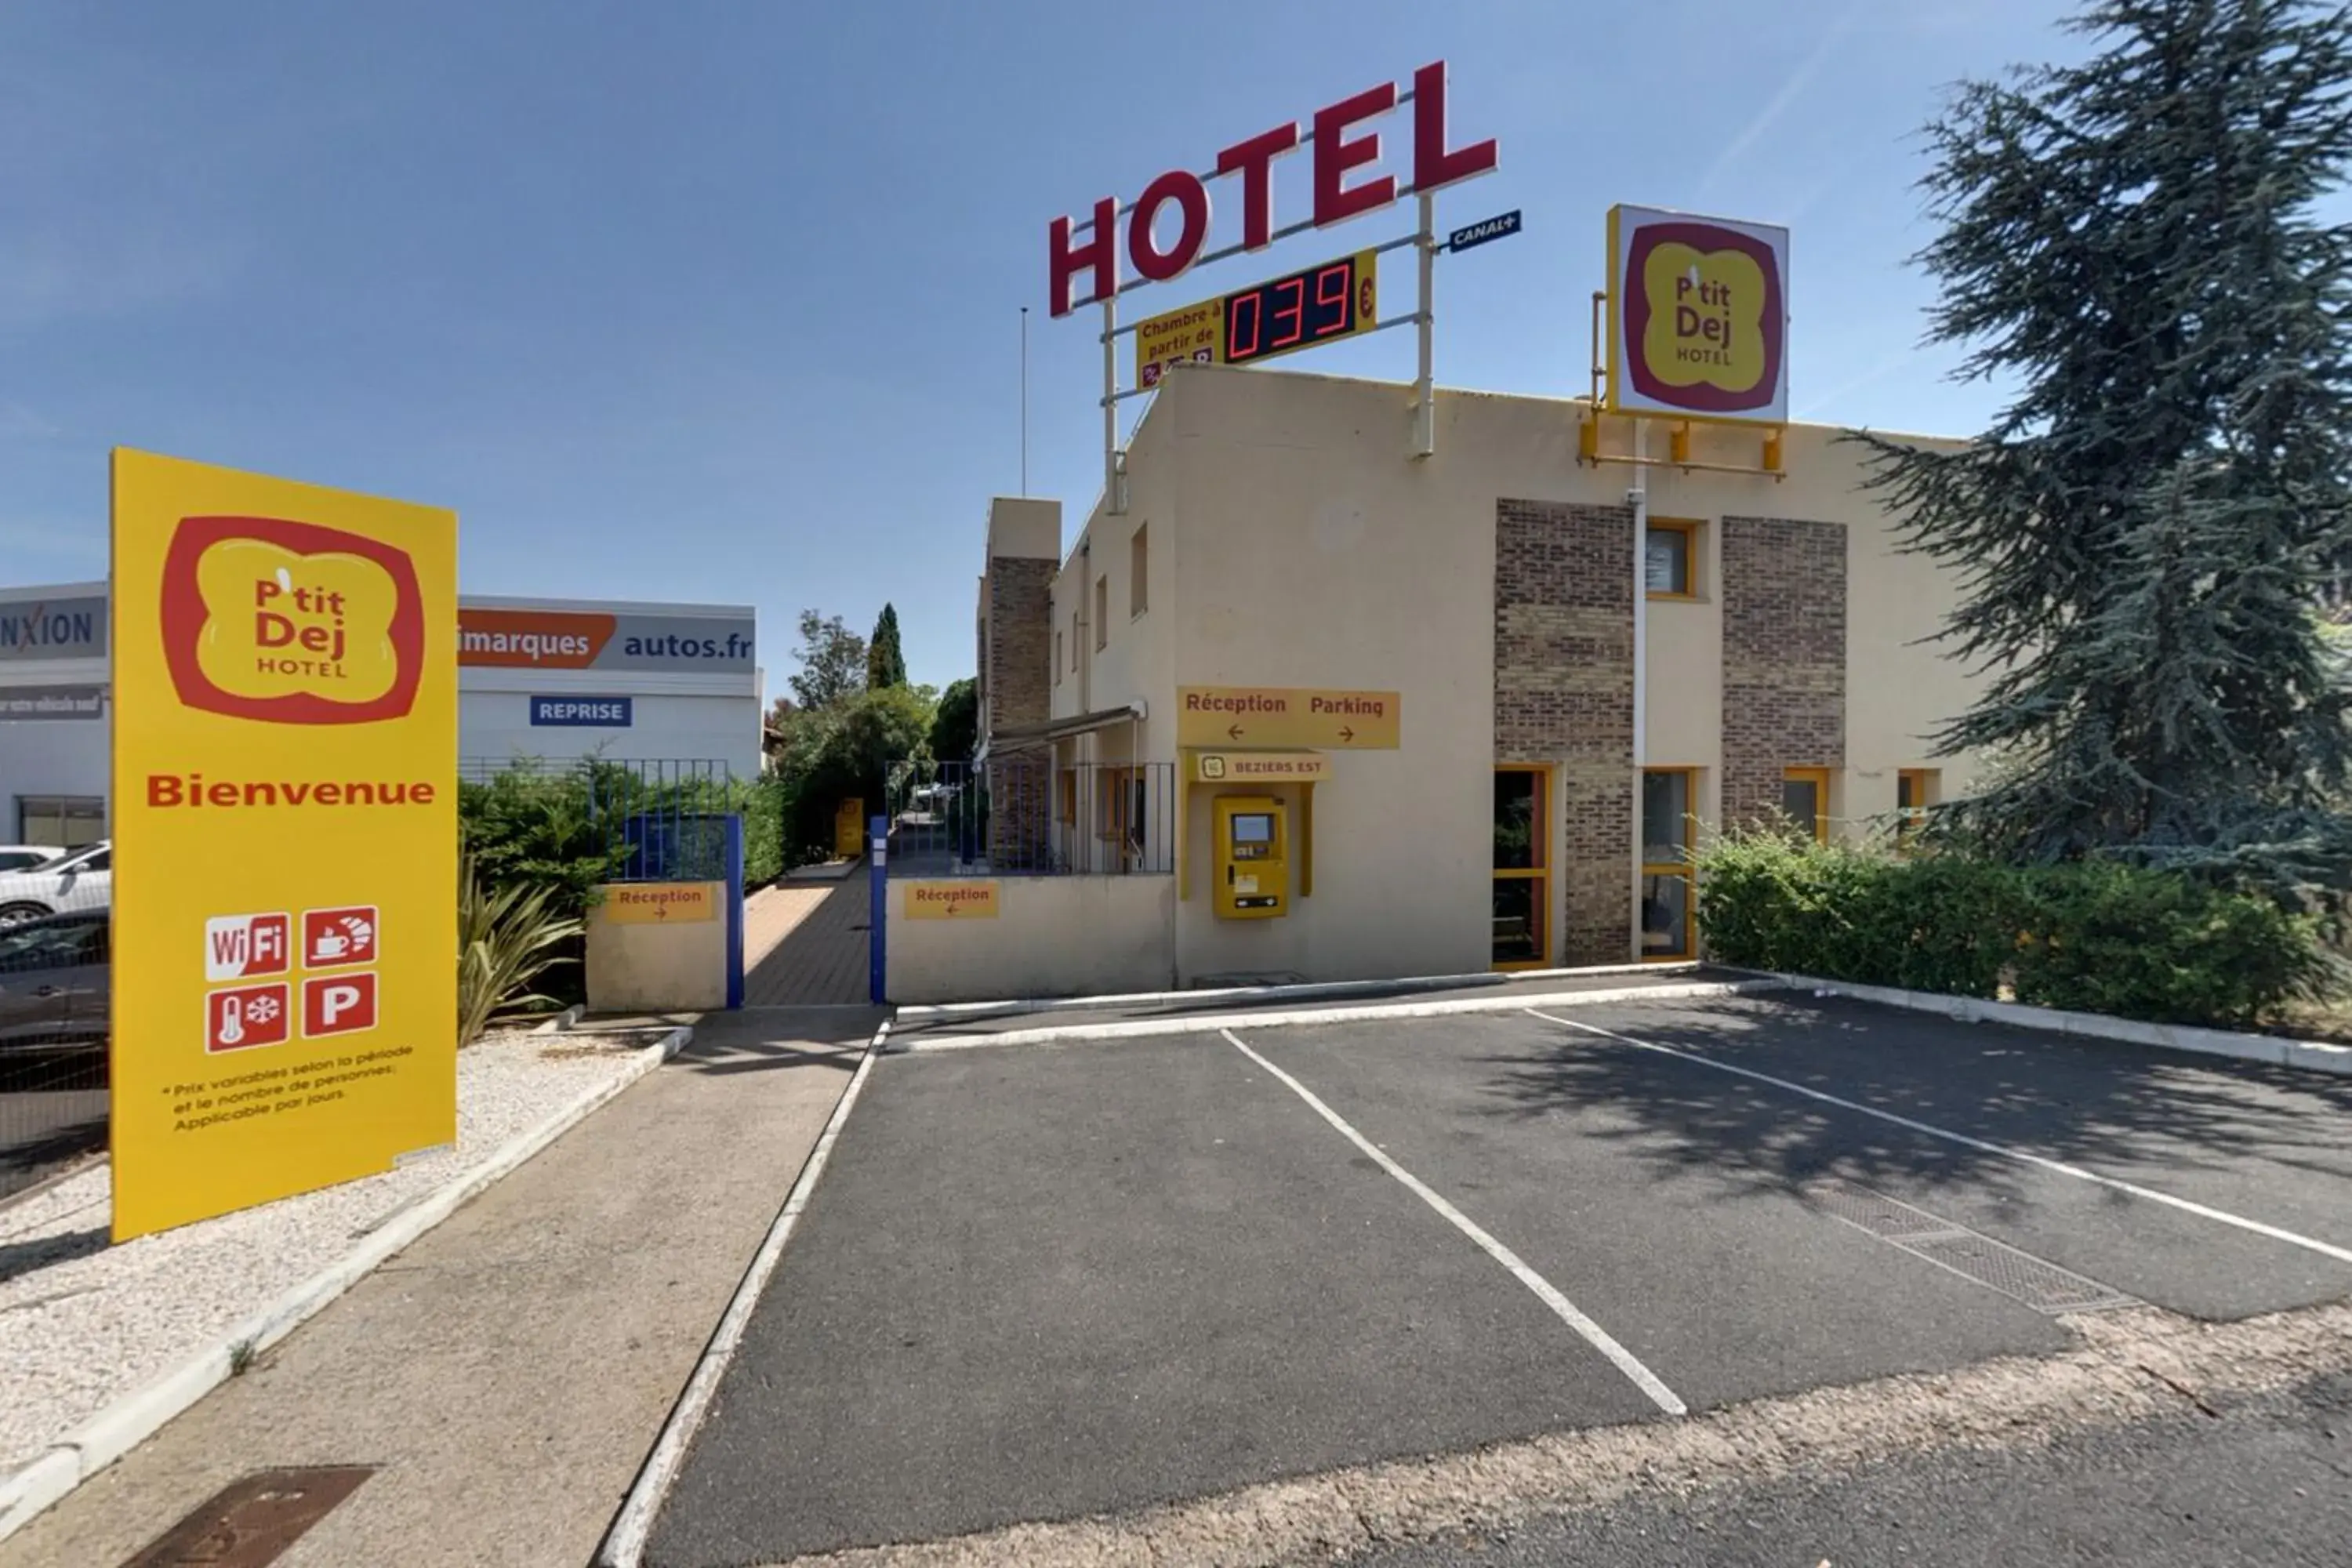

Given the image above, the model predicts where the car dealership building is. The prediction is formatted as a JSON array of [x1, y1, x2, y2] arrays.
[[0, 584, 760, 846]]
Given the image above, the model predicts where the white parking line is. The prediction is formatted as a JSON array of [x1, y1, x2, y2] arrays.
[[1526, 1008, 2352, 1269], [1221, 1028, 1686, 1417]]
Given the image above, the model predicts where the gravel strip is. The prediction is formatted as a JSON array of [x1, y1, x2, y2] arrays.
[[0, 1033, 652, 1477]]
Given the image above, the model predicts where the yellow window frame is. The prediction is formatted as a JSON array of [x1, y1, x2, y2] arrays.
[[1896, 768, 1937, 848], [1057, 768, 1076, 826], [1492, 764, 1552, 972], [1646, 517, 1702, 601], [1784, 767, 1831, 844], [1642, 765, 1699, 961]]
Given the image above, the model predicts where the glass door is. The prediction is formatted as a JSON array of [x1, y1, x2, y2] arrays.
[[1493, 768, 1549, 970]]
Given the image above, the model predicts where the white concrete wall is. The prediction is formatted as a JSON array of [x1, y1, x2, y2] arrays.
[[459, 673, 760, 778], [887, 875, 1174, 1003], [0, 673, 111, 842], [584, 881, 730, 1011]]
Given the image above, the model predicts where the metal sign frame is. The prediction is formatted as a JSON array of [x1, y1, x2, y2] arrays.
[[1055, 74, 1504, 511]]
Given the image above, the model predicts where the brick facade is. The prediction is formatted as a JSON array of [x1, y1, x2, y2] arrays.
[[1720, 516, 1847, 827], [983, 556, 1055, 869], [1494, 499, 1635, 965]]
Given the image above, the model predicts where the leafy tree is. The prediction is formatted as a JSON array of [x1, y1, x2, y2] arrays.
[[867, 602, 908, 689], [929, 676, 979, 762], [788, 610, 866, 710], [771, 684, 937, 851], [1855, 0, 2352, 898]]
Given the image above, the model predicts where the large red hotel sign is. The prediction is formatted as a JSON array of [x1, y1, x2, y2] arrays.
[[1047, 61, 1499, 315]]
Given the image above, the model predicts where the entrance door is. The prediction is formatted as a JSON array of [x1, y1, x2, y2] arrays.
[[1492, 767, 1549, 970]]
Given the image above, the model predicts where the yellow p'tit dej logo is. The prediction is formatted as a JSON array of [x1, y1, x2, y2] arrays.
[[1619, 214, 1786, 417]]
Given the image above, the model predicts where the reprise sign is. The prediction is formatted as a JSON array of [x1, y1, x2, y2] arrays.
[[1606, 204, 1789, 423], [530, 695, 633, 727], [110, 448, 458, 1242], [457, 605, 754, 672], [1048, 60, 1497, 315]]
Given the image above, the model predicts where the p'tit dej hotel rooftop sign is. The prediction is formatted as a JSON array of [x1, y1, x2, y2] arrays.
[[1045, 61, 1500, 315]]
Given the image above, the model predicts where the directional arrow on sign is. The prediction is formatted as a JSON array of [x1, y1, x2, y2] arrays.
[[1338, 726, 1355, 742], [1228, 724, 1244, 740]]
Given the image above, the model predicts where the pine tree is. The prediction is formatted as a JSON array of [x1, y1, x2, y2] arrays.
[[867, 603, 908, 689], [1857, 0, 2352, 896]]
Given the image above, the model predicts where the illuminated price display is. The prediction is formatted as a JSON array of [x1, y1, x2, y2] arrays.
[[1221, 249, 1378, 367]]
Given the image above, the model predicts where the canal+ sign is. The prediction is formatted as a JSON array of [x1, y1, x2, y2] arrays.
[[1047, 62, 1498, 316]]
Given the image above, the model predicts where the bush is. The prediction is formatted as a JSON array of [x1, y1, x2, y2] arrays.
[[458, 852, 585, 1044], [2008, 861, 2325, 1028], [742, 772, 789, 887], [1693, 829, 2325, 1028]]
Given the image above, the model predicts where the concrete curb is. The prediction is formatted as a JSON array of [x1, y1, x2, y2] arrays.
[[891, 961, 1702, 1024], [0, 1025, 690, 1548], [595, 1014, 893, 1567], [1776, 975, 2352, 1078], [892, 978, 1782, 1051]]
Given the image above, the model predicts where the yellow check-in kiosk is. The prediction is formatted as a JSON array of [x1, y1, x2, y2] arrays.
[[1213, 795, 1290, 919]]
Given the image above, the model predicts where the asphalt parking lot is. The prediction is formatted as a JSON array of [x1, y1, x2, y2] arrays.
[[644, 990, 2352, 1567]]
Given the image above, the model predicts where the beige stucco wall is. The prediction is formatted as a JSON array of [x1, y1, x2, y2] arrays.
[[996, 365, 1982, 982], [887, 876, 1175, 1003], [584, 882, 729, 1011]]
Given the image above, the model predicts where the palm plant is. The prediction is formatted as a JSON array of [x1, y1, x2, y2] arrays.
[[458, 851, 586, 1046]]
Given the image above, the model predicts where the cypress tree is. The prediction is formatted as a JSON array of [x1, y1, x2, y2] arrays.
[[1857, 0, 2352, 896], [867, 603, 908, 690]]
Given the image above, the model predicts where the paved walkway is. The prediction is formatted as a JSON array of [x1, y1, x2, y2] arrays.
[[742, 872, 871, 1007], [0, 1007, 882, 1568]]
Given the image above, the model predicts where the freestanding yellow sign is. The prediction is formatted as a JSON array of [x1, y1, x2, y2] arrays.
[[110, 450, 458, 1242]]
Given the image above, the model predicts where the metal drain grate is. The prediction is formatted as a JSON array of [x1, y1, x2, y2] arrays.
[[122, 1466, 375, 1567], [1804, 1178, 2137, 1316], [1805, 1180, 1961, 1240], [1907, 1232, 2139, 1313]]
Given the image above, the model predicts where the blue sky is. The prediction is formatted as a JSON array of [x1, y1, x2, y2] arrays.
[[2, 0, 2095, 694]]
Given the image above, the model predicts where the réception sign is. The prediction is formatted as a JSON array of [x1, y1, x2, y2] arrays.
[[1048, 60, 1498, 315], [110, 449, 458, 1241]]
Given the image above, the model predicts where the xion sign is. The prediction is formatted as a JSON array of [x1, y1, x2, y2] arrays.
[[1046, 63, 1510, 489]]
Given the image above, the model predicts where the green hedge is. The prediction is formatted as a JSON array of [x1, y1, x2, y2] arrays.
[[1693, 832, 2325, 1029]]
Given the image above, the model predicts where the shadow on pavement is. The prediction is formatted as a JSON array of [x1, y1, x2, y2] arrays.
[[1480, 994, 2352, 1207]]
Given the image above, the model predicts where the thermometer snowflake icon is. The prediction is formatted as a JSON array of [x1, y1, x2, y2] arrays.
[[243, 993, 281, 1025]]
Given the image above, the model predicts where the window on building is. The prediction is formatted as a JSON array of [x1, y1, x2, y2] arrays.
[[1094, 575, 1109, 651], [1642, 768, 1698, 960], [16, 795, 106, 849], [1646, 519, 1700, 599], [1896, 768, 1939, 847], [1054, 630, 1063, 685], [1072, 612, 1080, 670], [1058, 769, 1077, 825], [1131, 524, 1149, 617], [1782, 768, 1831, 844]]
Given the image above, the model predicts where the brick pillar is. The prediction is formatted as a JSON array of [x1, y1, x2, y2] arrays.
[[1494, 499, 1636, 965], [1721, 517, 1847, 827], [983, 554, 1055, 869]]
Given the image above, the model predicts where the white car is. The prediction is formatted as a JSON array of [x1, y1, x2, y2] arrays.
[[0, 845, 63, 873], [0, 841, 111, 927]]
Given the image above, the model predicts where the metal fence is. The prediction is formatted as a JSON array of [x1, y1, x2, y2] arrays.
[[459, 755, 742, 881], [887, 758, 1175, 877]]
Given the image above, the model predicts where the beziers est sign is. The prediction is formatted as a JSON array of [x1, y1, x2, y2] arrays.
[[1048, 61, 1499, 315]]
